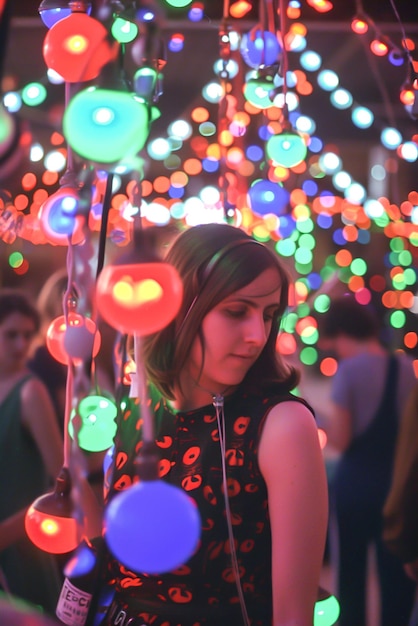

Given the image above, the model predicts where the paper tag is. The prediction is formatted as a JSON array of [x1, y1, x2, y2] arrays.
[[56, 577, 92, 626]]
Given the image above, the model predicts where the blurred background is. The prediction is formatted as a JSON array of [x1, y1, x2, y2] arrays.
[[0, 0, 417, 374]]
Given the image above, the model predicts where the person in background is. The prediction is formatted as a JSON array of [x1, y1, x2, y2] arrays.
[[29, 268, 116, 429], [82, 223, 328, 626], [28, 269, 69, 428], [383, 381, 418, 626], [318, 295, 416, 626], [29, 268, 116, 502], [0, 289, 64, 615]]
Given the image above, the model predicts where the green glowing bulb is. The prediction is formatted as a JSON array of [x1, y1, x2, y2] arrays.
[[398, 250, 412, 266], [350, 258, 367, 276], [295, 261, 313, 274], [282, 312, 298, 333], [276, 239, 296, 257], [404, 268, 416, 285], [314, 593, 340, 626], [0, 105, 14, 144], [300, 346, 317, 365], [63, 87, 159, 164], [300, 327, 319, 345], [9, 251, 24, 268], [266, 130, 307, 168], [111, 17, 139, 43], [165, 0, 192, 6], [295, 247, 313, 265], [69, 395, 118, 452], [314, 294, 331, 313], [244, 78, 274, 109], [21, 82, 47, 107], [390, 310, 406, 329], [390, 237, 404, 252]]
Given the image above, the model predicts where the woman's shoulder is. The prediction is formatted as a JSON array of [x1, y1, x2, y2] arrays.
[[265, 395, 317, 429], [257, 385, 315, 417], [20, 372, 51, 403], [258, 398, 322, 477]]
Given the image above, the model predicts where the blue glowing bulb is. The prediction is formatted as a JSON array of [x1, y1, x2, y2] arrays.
[[105, 479, 201, 574], [248, 179, 290, 216]]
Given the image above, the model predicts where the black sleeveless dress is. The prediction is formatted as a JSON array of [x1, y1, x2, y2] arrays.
[[99, 384, 314, 626]]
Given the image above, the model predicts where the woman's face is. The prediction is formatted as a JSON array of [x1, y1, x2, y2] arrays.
[[0, 312, 36, 372], [184, 267, 282, 395]]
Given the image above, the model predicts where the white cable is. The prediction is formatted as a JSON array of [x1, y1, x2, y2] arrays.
[[213, 394, 251, 626]]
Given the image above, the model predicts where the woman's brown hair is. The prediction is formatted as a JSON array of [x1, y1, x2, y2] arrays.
[[141, 223, 299, 399]]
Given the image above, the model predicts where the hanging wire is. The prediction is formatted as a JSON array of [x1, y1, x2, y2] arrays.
[[95, 172, 114, 279], [214, 396, 251, 626], [134, 334, 154, 442], [217, 0, 233, 219], [388, 0, 417, 85], [277, 0, 289, 123]]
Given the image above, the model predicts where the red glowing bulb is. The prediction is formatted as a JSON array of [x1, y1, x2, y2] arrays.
[[351, 17, 368, 35], [96, 262, 183, 335], [25, 467, 80, 554], [46, 313, 101, 365], [43, 12, 119, 82]]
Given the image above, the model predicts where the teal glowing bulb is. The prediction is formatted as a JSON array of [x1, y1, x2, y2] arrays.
[[63, 87, 158, 164], [314, 589, 340, 626], [266, 130, 307, 168]]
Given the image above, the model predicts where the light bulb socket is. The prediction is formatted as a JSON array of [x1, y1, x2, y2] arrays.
[[35, 466, 74, 517], [113, 226, 163, 266], [317, 585, 332, 601]]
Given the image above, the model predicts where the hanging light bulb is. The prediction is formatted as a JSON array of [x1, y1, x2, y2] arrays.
[[240, 29, 282, 69], [134, 66, 159, 101], [63, 87, 160, 165], [266, 127, 307, 168], [39, 186, 85, 245], [0, 102, 19, 162], [400, 82, 415, 106], [230, 0, 252, 18], [43, 12, 119, 82], [96, 230, 183, 336], [38, 1, 92, 29], [46, 313, 101, 365], [25, 467, 80, 554], [39, 0, 72, 28], [248, 179, 290, 216], [244, 76, 275, 109], [111, 16, 139, 44], [69, 393, 118, 452], [370, 39, 389, 57], [63, 314, 101, 361], [306, 0, 333, 12], [350, 16, 368, 35], [105, 440, 201, 574], [314, 587, 340, 625]]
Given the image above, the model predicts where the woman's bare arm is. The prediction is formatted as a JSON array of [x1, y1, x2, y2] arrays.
[[259, 400, 329, 626], [21, 376, 63, 479]]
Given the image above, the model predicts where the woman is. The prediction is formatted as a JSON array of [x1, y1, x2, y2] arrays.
[[0, 289, 63, 615], [92, 223, 328, 626]]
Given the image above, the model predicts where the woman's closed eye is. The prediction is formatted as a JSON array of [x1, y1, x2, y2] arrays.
[[224, 306, 279, 322], [224, 307, 247, 319], [263, 307, 279, 323]]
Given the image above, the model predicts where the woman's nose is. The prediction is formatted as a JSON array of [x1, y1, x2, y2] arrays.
[[244, 313, 267, 345], [15, 333, 31, 351]]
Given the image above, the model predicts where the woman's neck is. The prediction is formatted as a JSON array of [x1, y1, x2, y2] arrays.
[[171, 379, 237, 412]]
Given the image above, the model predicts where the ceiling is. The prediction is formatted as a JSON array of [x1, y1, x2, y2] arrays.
[[4, 0, 417, 193], [9, 0, 418, 23], [0, 0, 416, 349]]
